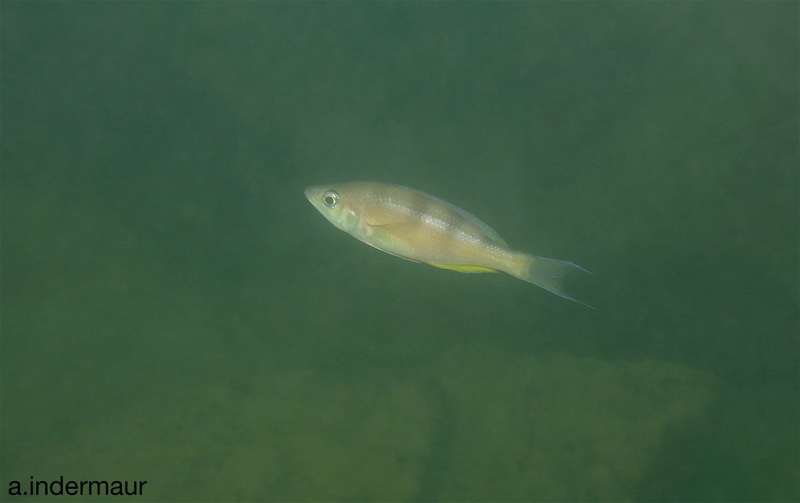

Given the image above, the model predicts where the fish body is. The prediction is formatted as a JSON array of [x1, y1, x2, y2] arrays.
[[305, 182, 590, 307]]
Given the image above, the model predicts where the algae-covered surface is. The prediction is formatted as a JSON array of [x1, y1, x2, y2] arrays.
[[2, 3, 797, 502], [6, 336, 720, 501]]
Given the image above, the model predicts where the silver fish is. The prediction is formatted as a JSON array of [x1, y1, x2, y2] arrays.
[[305, 182, 591, 307]]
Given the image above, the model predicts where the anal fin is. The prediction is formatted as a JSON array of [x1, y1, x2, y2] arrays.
[[430, 263, 498, 273]]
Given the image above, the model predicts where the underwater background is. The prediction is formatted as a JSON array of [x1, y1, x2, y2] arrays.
[[1, 3, 797, 501]]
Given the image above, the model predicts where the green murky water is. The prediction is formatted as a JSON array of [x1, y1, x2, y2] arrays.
[[2, 3, 797, 501]]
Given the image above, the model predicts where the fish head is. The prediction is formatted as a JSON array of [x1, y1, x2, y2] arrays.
[[304, 184, 360, 234]]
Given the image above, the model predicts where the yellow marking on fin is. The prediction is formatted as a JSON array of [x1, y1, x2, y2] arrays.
[[430, 263, 498, 273]]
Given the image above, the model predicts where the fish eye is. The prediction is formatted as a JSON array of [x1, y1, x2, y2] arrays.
[[322, 190, 339, 208]]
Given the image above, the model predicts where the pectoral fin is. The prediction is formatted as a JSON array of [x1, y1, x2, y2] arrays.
[[364, 220, 413, 236]]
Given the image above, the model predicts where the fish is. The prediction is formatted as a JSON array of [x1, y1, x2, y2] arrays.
[[305, 182, 591, 307]]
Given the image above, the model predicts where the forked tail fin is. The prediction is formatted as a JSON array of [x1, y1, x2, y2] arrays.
[[518, 255, 593, 308]]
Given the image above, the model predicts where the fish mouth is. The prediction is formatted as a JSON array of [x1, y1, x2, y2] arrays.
[[305, 185, 331, 204]]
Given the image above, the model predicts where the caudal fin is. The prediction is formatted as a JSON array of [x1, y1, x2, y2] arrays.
[[518, 255, 593, 308]]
